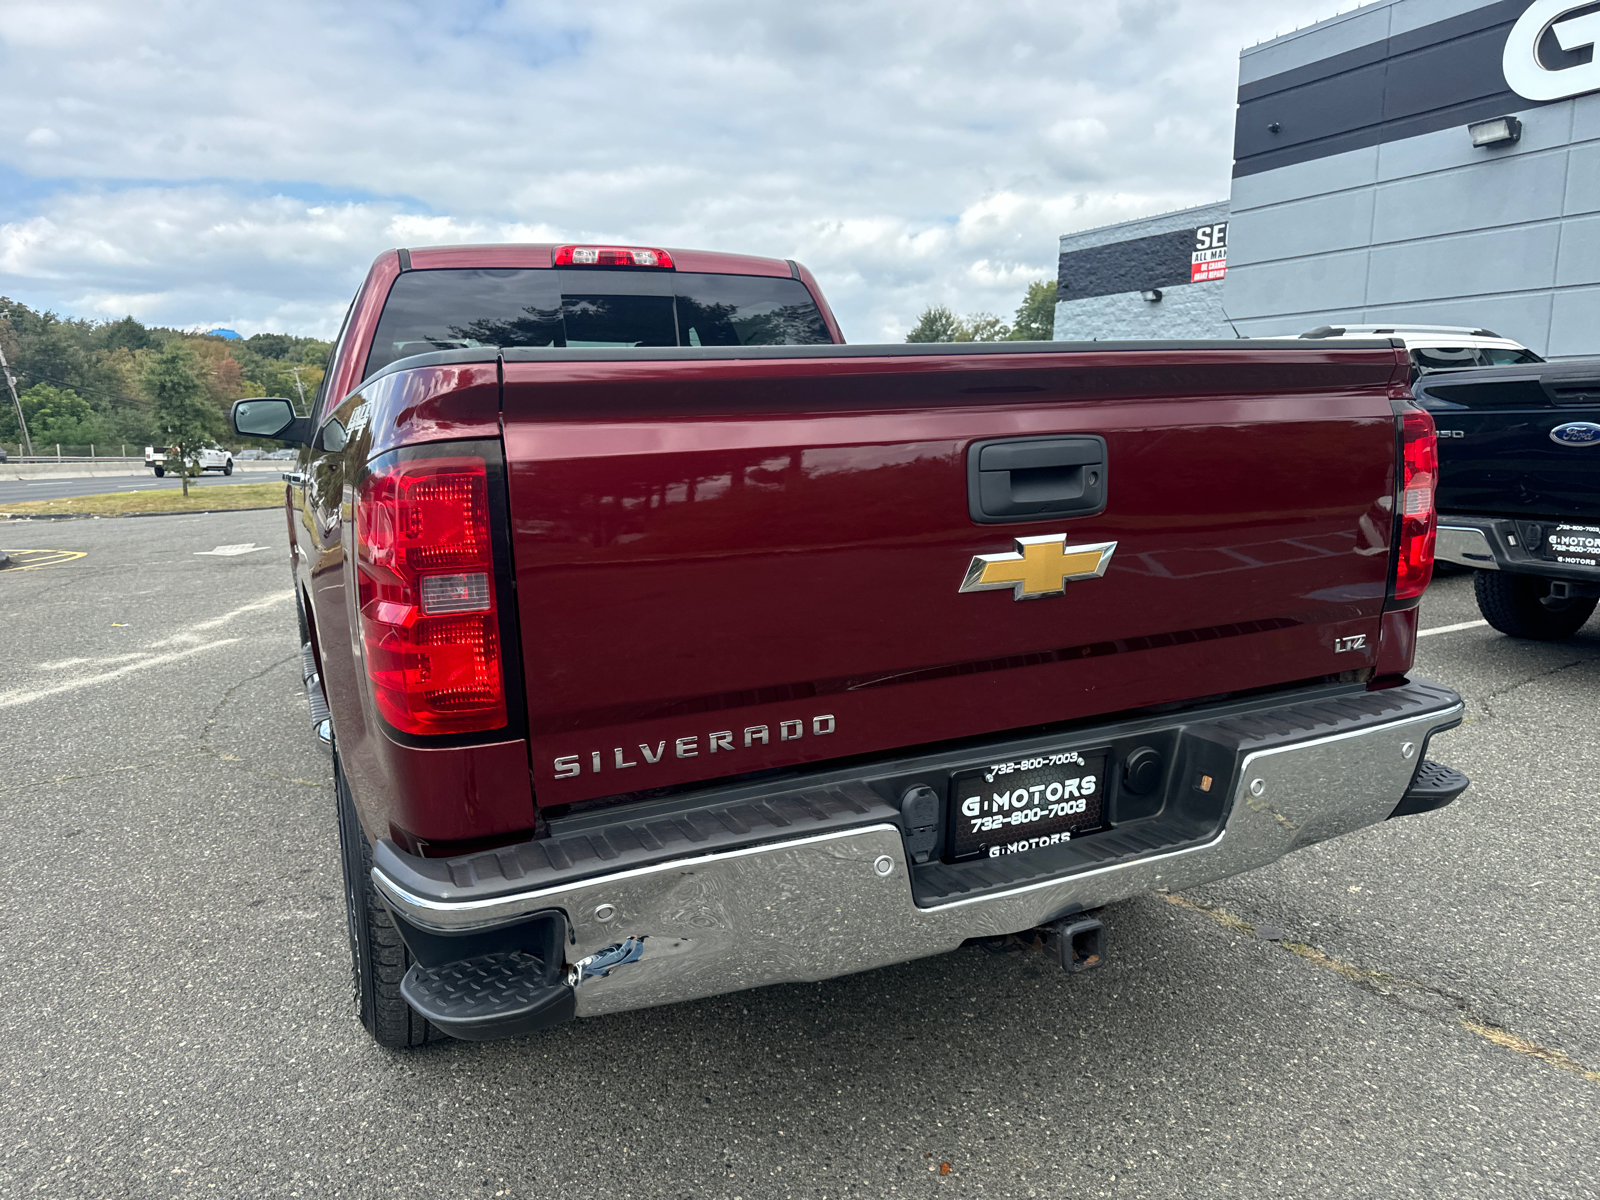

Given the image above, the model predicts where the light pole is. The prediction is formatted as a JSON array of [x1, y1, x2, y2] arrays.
[[0, 311, 32, 456]]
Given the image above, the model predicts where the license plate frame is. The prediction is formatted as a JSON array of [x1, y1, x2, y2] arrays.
[[1538, 522, 1600, 567], [946, 747, 1111, 863]]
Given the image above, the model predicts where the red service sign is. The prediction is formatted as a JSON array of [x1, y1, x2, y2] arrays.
[[1191, 251, 1227, 282]]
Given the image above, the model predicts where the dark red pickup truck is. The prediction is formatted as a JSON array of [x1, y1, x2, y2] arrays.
[[234, 242, 1468, 1047]]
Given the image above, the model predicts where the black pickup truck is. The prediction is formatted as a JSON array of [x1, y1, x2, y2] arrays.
[[1417, 358, 1600, 639]]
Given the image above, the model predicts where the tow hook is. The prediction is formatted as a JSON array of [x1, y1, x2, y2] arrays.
[[1046, 916, 1105, 973]]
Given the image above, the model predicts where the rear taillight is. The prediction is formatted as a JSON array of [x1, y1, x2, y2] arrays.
[[355, 456, 507, 736], [553, 244, 674, 269], [1393, 406, 1437, 601]]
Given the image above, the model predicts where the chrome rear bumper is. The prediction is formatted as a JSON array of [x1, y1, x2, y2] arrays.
[[373, 688, 1463, 1020]]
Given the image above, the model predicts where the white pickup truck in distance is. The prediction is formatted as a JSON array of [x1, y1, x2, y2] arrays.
[[144, 444, 234, 477]]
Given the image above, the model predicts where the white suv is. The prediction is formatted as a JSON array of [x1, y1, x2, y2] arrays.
[[1299, 325, 1543, 377]]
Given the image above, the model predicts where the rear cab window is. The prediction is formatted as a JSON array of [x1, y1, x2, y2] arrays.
[[364, 268, 833, 378]]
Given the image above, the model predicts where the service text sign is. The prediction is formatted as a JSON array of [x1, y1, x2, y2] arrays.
[[1191, 222, 1228, 282]]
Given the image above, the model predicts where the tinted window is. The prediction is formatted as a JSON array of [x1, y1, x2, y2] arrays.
[[675, 274, 832, 346], [1481, 347, 1543, 365], [557, 269, 677, 348], [363, 267, 830, 378], [365, 268, 563, 377], [1410, 346, 1483, 372]]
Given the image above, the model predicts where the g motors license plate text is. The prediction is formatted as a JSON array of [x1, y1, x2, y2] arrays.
[[948, 749, 1107, 861], [1542, 523, 1600, 567]]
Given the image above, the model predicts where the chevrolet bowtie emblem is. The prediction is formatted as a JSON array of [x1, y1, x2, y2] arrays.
[[959, 535, 1116, 600]]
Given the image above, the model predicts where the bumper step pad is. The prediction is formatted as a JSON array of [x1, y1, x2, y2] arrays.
[[1389, 759, 1470, 819], [400, 952, 574, 1041], [375, 779, 896, 904]]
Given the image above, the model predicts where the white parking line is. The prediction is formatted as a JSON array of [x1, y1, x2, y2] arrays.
[[0, 639, 240, 710], [195, 543, 266, 557], [150, 589, 292, 647], [2, 589, 293, 709], [1417, 619, 1490, 638]]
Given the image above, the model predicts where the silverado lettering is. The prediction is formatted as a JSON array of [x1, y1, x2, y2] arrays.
[[237, 240, 1468, 1048], [552, 714, 837, 777]]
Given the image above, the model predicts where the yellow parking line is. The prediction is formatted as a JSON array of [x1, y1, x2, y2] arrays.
[[1, 549, 87, 569]]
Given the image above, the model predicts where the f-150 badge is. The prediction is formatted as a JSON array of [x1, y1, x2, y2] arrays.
[[960, 535, 1116, 600]]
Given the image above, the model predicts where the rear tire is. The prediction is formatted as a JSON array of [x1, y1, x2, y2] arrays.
[[223, 460, 233, 476], [1473, 571, 1598, 640], [335, 751, 440, 1048], [153, 466, 164, 478]]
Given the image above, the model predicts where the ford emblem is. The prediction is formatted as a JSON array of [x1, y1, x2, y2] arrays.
[[1549, 421, 1600, 446]]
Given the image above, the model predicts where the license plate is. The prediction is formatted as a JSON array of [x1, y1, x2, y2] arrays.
[[947, 749, 1109, 862], [1540, 523, 1600, 567]]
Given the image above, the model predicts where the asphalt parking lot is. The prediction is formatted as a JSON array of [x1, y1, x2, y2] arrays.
[[2, 511, 1596, 1200]]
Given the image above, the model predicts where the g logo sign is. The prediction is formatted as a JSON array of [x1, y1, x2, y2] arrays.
[[1504, 1, 1600, 101]]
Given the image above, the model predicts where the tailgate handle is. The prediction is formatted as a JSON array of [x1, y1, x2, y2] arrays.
[[967, 436, 1107, 523]]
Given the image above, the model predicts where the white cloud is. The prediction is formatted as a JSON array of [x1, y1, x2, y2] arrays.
[[0, 0, 1347, 341]]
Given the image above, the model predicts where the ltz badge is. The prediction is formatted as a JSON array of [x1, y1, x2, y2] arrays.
[[959, 535, 1116, 600]]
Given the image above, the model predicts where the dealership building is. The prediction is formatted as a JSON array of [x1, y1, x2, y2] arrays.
[[1055, 0, 1600, 357]]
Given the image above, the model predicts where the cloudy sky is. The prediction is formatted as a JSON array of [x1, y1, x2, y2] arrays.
[[0, 0, 1351, 343]]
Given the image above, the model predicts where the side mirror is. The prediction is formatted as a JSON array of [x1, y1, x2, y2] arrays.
[[232, 397, 312, 445]]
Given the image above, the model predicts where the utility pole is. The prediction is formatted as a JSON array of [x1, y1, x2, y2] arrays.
[[0, 311, 31, 456], [288, 365, 308, 409]]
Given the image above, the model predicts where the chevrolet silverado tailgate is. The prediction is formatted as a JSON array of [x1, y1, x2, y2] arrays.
[[501, 343, 1405, 804]]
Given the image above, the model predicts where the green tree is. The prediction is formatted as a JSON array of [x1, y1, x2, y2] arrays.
[[244, 332, 329, 363], [17, 318, 91, 394], [99, 316, 156, 353], [8, 383, 114, 447], [1006, 281, 1058, 341], [906, 305, 1016, 343], [905, 305, 961, 343], [244, 332, 300, 360], [0, 383, 118, 448], [145, 344, 220, 497], [951, 312, 1010, 342]]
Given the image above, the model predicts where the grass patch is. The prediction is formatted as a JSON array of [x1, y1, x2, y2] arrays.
[[1, 481, 284, 517]]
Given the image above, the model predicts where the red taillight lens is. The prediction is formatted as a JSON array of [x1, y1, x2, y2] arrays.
[[356, 456, 506, 736], [553, 244, 674, 269], [1393, 406, 1437, 601]]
